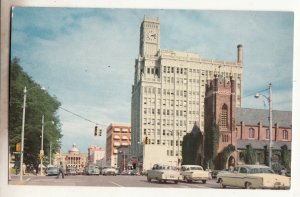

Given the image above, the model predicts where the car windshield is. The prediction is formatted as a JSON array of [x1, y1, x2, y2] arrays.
[[190, 166, 203, 170], [47, 167, 58, 171], [249, 167, 274, 174]]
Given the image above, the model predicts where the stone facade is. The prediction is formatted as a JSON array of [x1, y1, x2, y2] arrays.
[[131, 16, 243, 171]]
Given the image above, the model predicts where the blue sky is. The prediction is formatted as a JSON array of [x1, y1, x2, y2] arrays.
[[11, 8, 294, 153]]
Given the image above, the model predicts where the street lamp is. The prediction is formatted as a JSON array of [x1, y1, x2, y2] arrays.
[[20, 86, 45, 182], [40, 115, 44, 176], [255, 83, 272, 167]]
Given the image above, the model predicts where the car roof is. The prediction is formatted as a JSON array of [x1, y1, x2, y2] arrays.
[[237, 165, 270, 169], [181, 165, 203, 168]]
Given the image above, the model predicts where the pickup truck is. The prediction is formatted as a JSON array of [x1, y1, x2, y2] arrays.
[[147, 164, 180, 184], [180, 165, 211, 183]]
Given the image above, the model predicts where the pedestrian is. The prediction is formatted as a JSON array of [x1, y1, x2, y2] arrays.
[[57, 162, 64, 179], [22, 163, 26, 175], [229, 165, 234, 172]]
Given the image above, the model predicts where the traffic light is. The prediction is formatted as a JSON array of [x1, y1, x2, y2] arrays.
[[99, 129, 102, 136], [94, 126, 98, 136], [16, 143, 21, 152]]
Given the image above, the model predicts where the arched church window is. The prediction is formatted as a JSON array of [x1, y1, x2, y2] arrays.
[[283, 130, 288, 140], [249, 128, 255, 139], [220, 104, 228, 128]]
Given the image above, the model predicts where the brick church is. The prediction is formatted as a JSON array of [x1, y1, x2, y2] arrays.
[[183, 75, 292, 170]]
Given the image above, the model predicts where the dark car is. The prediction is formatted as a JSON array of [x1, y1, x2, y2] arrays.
[[46, 167, 59, 176]]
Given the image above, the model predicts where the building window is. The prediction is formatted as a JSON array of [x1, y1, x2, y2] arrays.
[[249, 128, 255, 139], [266, 129, 270, 139], [222, 134, 229, 142], [283, 130, 288, 140], [220, 104, 228, 128]]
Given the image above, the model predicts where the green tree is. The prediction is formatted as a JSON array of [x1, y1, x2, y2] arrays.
[[244, 144, 256, 164], [204, 122, 219, 169], [9, 57, 62, 169], [182, 132, 201, 165], [280, 145, 290, 170]]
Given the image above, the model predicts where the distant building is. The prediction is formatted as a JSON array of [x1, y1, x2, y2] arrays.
[[54, 144, 87, 171], [88, 145, 105, 167], [131, 16, 243, 171], [106, 123, 131, 167]]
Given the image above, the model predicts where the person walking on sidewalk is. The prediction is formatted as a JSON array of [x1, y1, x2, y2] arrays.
[[57, 162, 64, 179]]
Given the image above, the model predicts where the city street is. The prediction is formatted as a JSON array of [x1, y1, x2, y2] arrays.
[[10, 175, 220, 188]]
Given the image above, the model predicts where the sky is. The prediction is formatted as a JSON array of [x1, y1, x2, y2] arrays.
[[10, 8, 294, 153]]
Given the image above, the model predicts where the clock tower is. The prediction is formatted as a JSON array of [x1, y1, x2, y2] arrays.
[[139, 16, 160, 56]]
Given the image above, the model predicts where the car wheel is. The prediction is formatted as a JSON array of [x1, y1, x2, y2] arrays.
[[245, 182, 252, 189], [174, 180, 178, 184], [147, 177, 151, 182], [202, 180, 207, 184], [219, 179, 226, 188]]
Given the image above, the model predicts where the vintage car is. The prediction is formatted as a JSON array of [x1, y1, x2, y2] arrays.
[[147, 164, 180, 184], [66, 166, 77, 176], [180, 165, 211, 183], [217, 165, 290, 189], [102, 167, 117, 176], [85, 165, 100, 175], [46, 167, 59, 176]]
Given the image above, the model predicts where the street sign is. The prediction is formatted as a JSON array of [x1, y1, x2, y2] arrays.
[[40, 150, 44, 156]]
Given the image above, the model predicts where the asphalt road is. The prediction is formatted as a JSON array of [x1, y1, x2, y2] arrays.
[[10, 174, 221, 188]]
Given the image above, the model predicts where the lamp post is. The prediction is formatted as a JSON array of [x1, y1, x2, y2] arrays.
[[255, 83, 272, 167], [19, 86, 45, 182], [40, 115, 44, 176]]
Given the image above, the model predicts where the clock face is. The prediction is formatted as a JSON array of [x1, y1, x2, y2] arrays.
[[146, 29, 157, 42]]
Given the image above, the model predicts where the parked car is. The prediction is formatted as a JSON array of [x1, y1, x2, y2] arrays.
[[102, 167, 117, 176], [147, 164, 180, 184], [85, 165, 100, 175], [46, 167, 59, 176], [213, 168, 231, 179], [66, 166, 77, 176], [180, 165, 210, 183], [217, 165, 290, 189], [130, 169, 140, 176]]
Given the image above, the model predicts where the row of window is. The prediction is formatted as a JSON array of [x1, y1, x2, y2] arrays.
[[143, 108, 200, 116], [144, 97, 201, 106], [162, 76, 206, 86], [146, 138, 183, 146], [143, 118, 190, 126], [162, 66, 242, 78], [248, 128, 289, 140], [144, 129, 186, 136]]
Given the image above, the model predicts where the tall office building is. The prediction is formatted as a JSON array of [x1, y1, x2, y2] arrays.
[[131, 16, 243, 170]]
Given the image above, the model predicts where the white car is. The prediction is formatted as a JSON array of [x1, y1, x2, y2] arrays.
[[180, 165, 211, 183], [217, 165, 290, 189], [147, 164, 180, 184], [102, 167, 117, 176]]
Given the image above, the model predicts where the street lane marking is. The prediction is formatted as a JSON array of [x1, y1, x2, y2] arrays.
[[25, 178, 31, 182], [110, 181, 123, 187]]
